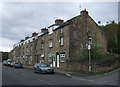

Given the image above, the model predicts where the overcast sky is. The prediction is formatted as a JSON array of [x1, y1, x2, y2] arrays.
[[0, 1, 118, 52]]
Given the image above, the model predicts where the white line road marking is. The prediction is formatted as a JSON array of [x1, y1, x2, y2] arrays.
[[72, 76, 95, 82], [87, 79, 96, 82], [14, 70, 19, 73], [104, 68, 120, 75], [37, 79, 54, 85], [21, 73, 32, 78], [80, 78, 95, 82]]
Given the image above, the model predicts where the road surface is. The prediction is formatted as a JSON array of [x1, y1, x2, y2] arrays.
[[2, 65, 119, 86]]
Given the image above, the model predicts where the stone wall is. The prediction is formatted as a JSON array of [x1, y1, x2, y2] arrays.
[[66, 10, 107, 72]]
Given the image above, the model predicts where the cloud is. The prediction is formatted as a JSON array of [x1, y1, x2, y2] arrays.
[[81, 2, 118, 24], [0, 37, 15, 52], [1, 2, 118, 52]]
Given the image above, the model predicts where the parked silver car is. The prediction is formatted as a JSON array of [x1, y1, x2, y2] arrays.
[[34, 63, 54, 74]]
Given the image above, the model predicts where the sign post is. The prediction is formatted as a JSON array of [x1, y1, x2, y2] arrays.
[[88, 44, 92, 72]]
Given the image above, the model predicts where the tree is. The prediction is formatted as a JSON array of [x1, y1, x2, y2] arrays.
[[101, 21, 119, 54], [2, 52, 9, 60]]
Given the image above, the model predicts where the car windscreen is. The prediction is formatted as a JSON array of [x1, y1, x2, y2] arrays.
[[39, 64, 48, 67]]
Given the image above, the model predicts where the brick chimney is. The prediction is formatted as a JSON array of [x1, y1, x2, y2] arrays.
[[80, 9, 88, 16], [32, 32, 38, 37], [55, 19, 64, 25], [41, 28, 48, 33], [20, 40, 24, 42], [25, 36, 29, 40]]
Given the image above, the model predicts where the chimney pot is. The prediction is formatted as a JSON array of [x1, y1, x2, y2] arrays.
[[55, 19, 64, 25], [41, 28, 48, 33], [25, 36, 29, 40], [32, 32, 38, 37], [80, 9, 88, 15], [20, 40, 24, 42]]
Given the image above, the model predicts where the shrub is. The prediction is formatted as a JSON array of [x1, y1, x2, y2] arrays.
[[80, 44, 114, 60]]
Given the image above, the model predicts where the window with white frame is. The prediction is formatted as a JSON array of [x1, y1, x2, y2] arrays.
[[60, 37, 64, 46], [30, 46, 32, 51], [60, 28, 64, 33], [60, 53, 65, 62], [41, 42, 44, 50], [41, 36, 44, 41], [48, 55, 52, 62], [48, 27, 53, 34], [49, 39, 53, 48], [30, 55, 32, 61]]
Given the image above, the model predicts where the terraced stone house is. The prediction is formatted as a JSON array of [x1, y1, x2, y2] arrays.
[[9, 9, 107, 72]]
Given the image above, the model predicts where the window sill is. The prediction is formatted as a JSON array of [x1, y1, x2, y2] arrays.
[[60, 45, 64, 47], [60, 61, 66, 63]]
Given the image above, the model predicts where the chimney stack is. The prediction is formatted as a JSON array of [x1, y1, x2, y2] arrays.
[[41, 28, 48, 33], [80, 9, 88, 16], [20, 40, 24, 42], [55, 19, 64, 25], [32, 32, 38, 37], [25, 36, 29, 40]]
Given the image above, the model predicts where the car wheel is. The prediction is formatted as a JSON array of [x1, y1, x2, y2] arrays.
[[34, 69, 37, 73], [13, 66, 16, 68], [39, 69, 43, 74]]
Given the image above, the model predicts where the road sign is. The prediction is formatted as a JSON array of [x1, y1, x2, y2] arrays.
[[87, 44, 91, 50]]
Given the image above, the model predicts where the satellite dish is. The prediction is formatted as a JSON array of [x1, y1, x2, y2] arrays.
[[98, 21, 101, 24]]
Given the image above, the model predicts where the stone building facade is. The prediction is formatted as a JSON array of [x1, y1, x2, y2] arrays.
[[9, 9, 107, 72]]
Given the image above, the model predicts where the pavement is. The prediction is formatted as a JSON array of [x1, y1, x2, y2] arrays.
[[23, 65, 96, 78]]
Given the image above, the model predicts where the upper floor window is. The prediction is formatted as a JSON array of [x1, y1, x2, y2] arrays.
[[49, 39, 53, 48], [30, 46, 32, 51], [41, 42, 44, 50], [60, 28, 64, 34], [48, 27, 53, 34], [41, 36, 44, 41], [60, 37, 64, 46]]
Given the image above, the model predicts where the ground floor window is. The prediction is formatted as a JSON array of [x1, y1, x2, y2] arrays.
[[40, 57, 44, 63], [60, 52, 65, 62], [48, 55, 52, 62]]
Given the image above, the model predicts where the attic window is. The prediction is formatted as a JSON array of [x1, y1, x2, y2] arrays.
[[49, 27, 53, 34], [60, 28, 64, 34]]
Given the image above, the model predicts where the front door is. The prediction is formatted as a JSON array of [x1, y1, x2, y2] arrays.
[[53, 56, 56, 67], [56, 55, 60, 68], [51, 53, 60, 68]]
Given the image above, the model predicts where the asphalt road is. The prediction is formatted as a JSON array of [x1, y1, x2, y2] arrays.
[[2, 65, 99, 85], [2, 65, 120, 86]]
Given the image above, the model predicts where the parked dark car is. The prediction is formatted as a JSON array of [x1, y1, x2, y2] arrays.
[[13, 63, 23, 68], [9, 61, 16, 67], [34, 63, 54, 74], [6, 59, 12, 66], [3, 60, 8, 66]]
